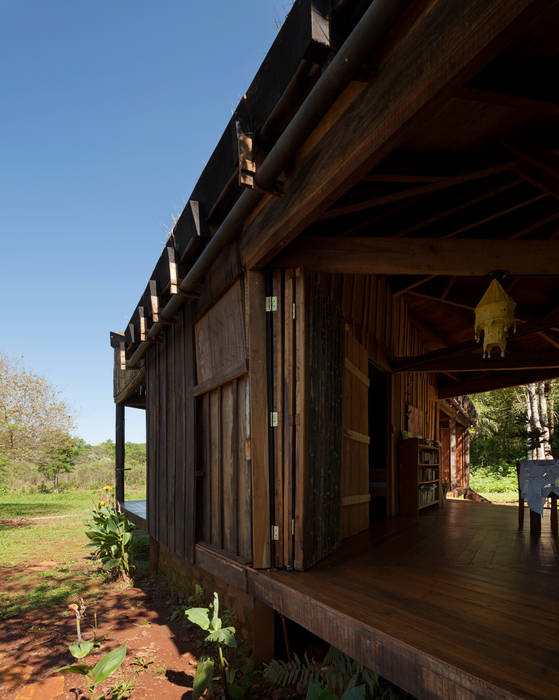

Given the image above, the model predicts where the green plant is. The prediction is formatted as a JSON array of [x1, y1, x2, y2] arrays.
[[54, 642, 127, 700], [68, 598, 87, 643], [170, 583, 207, 622], [109, 679, 134, 699], [307, 682, 366, 700], [130, 654, 154, 671], [264, 646, 383, 698], [184, 591, 246, 700], [86, 491, 136, 580]]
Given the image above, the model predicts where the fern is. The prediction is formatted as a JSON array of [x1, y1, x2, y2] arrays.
[[264, 646, 384, 698]]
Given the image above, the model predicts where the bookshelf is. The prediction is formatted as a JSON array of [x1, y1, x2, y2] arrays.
[[399, 437, 441, 516]]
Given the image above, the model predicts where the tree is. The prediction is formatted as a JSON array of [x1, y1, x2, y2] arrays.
[[470, 380, 559, 472], [0, 353, 74, 480], [37, 431, 80, 492]]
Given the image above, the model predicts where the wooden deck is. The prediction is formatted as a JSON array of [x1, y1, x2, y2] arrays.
[[248, 501, 559, 699], [122, 500, 147, 529]]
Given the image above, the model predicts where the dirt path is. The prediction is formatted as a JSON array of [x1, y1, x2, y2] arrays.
[[0, 579, 202, 699]]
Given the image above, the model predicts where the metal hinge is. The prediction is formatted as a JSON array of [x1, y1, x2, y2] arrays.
[[269, 411, 279, 428], [291, 519, 295, 535], [265, 296, 278, 312], [292, 302, 296, 319], [272, 525, 280, 541]]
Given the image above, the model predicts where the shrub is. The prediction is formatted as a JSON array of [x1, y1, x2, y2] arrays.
[[85, 488, 136, 580]]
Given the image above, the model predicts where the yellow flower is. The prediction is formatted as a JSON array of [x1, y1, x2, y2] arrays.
[[100, 501, 106, 507], [103, 485, 112, 491]]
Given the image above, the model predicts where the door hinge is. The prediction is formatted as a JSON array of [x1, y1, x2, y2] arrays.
[[292, 302, 296, 319], [269, 411, 279, 428], [272, 525, 280, 541], [291, 518, 295, 535], [265, 296, 278, 312]]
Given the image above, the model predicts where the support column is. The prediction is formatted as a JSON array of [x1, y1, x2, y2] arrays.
[[449, 419, 457, 488], [116, 402, 125, 504]]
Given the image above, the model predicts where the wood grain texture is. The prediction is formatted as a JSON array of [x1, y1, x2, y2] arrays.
[[342, 330, 370, 538], [247, 271, 271, 568], [249, 500, 559, 699], [276, 236, 559, 277], [194, 280, 246, 385], [240, 0, 543, 269], [302, 273, 344, 567]]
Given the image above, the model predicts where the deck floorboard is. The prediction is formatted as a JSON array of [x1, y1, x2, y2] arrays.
[[251, 501, 559, 699]]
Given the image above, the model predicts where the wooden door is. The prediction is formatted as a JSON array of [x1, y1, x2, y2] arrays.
[[341, 329, 370, 538]]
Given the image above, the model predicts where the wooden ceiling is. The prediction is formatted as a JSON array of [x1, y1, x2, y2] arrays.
[[283, 2, 559, 397]]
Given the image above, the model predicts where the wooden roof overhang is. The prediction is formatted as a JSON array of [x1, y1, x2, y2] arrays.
[[113, 0, 559, 402], [241, 0, 559, 399]]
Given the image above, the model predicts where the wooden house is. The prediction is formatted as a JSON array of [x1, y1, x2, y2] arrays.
[[111, 1, 559, 696], [440, 396, 477, 493]]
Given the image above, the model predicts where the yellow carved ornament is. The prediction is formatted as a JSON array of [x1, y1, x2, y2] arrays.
[[474, 279, 516, 358]]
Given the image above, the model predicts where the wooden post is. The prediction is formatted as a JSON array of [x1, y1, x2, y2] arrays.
[[449, 419, 457, 488], [116, 402, 125, 504], [551, 494, 558, 535], [516, 462, 524, 530]]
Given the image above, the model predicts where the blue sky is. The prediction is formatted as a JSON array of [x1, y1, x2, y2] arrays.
[[0, 1, 289, 443]]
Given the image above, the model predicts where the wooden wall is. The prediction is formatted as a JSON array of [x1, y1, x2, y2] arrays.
[[145, 276, 252, 565], [316, 273, 439, 516], [193, 280, 252, 563], [145, 304, 195, 561], [197, 376, 252, 562], [303, 276, 344, 568]]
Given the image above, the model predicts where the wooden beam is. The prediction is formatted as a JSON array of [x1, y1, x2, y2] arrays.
[[405, 291, 475, 312], [240, 0, 545, 269], [392, 177, 523, 239], [392, 275, 436, 297], [394, 306, 559, 372], [395, 351, 559, 373], [441, 193, 547, 239], [362, 173, 449, 184], [318, 163, 518, 221], [439, 368, 559, 398], [504, 142, 559, 201], [456, 87, 559, 114], [275, 237, 559, 277]]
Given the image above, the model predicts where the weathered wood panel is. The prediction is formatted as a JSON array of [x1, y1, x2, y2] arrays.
[[341, 330, 370, 539], [194, 280, 246, 386], [197, 376, 252, 563], [144, 304, 197, 562], [302, 273, 344, 568], [317, 273, 439, 517], [247, 271, 270, 568]]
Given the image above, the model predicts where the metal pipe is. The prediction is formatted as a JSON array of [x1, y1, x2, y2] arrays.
[[128, 0, 403, 368]]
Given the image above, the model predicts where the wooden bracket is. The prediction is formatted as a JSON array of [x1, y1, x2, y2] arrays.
[[138, 306, 147, 341], [236, 119, 284, 196], [167, 246, 178, 295], [119, 342, 126, 371], [236, 119, 257, 188], [149, 280, 159, 322]]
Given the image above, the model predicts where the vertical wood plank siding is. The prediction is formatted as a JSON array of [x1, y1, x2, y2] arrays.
[[197, 376, 252, 562], [145, 304, 197, 562], [303, 275, 344, 568], [193, 280, 252, 563], [316, 273, 438, 517]]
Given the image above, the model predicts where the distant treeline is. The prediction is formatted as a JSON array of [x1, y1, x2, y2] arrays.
[[1, 441, 146, 494]]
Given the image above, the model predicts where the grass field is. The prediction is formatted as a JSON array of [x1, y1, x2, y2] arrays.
[[0, 490, 147, 620], [469, 469, 518, 504]]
